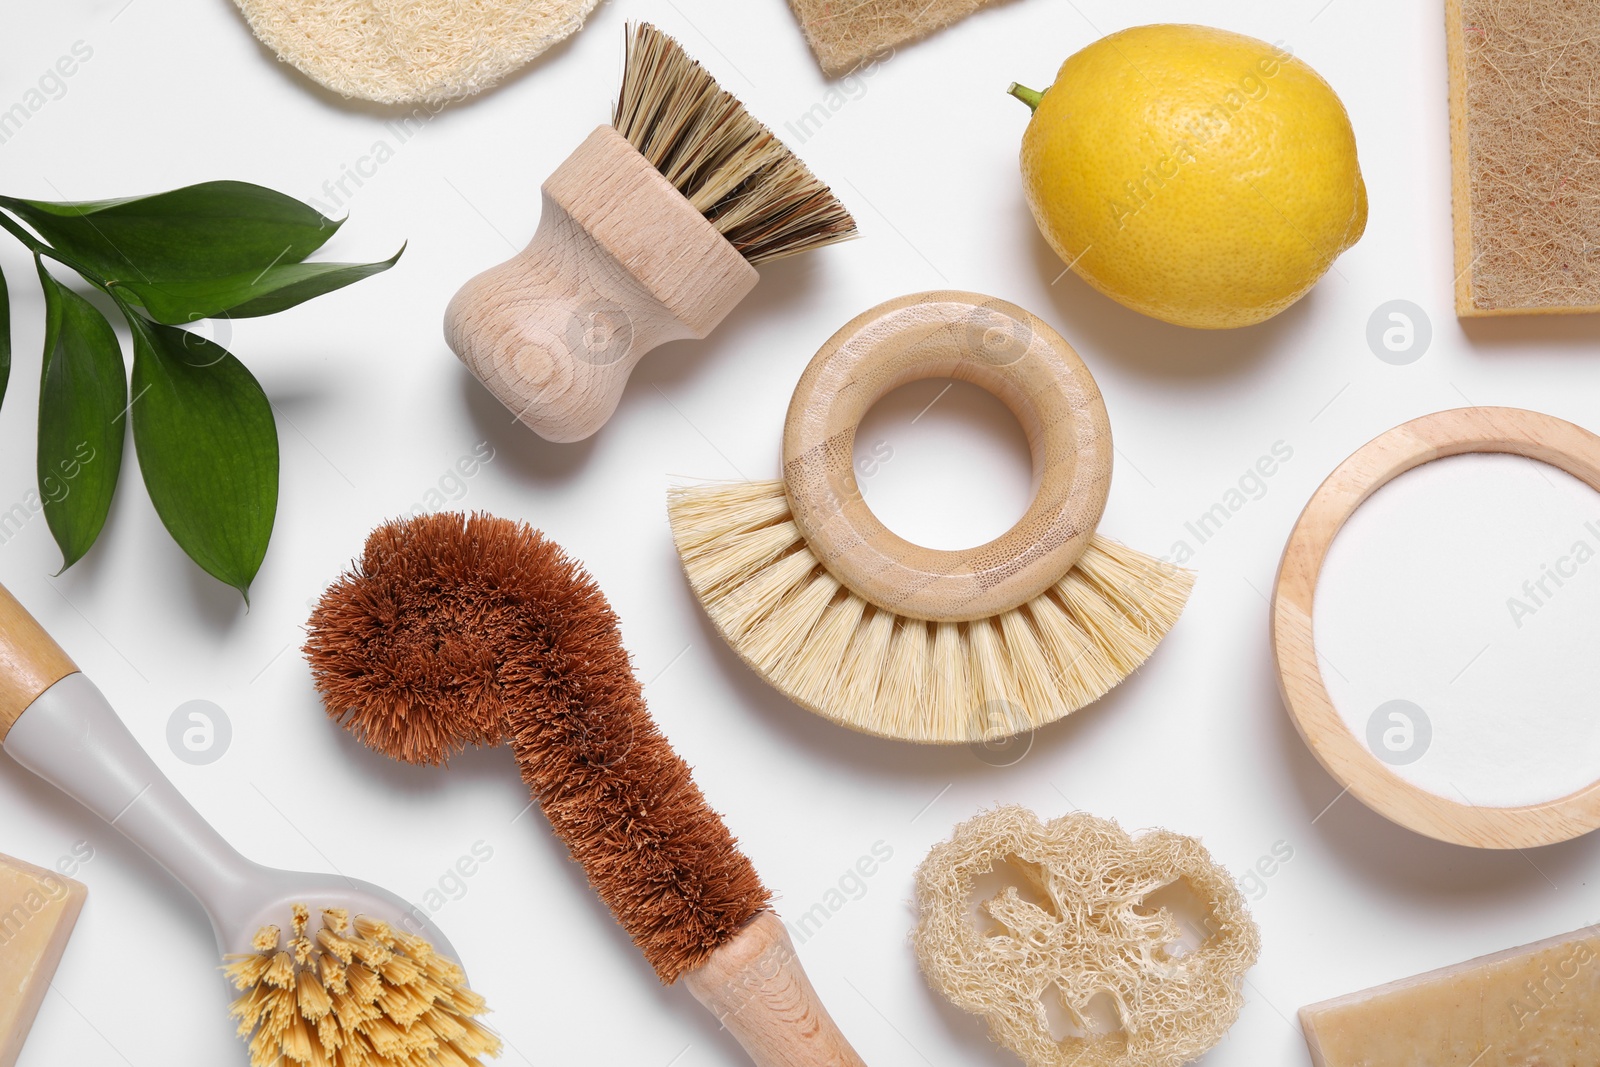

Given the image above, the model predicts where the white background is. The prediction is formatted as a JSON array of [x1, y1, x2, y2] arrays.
[[3, 1, 1600, 1065]]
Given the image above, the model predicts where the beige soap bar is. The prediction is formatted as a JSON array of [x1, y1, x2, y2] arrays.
[[1301, 926, 1600, 1066], [0, 854, 87, 1067]]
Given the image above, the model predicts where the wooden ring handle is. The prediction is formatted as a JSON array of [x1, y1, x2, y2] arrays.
[[781, 291, 1112, 622], [1272, 406, 1600, 849], [0, 582, 78, 743]]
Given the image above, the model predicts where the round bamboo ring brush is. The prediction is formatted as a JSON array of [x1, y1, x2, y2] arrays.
[[304, 513, 865, 1067], [669, 291, 1195, 744], [443, 23, 857, 443]]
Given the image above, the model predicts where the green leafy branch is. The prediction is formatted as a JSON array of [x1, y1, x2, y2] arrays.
[[0, 182, 401, 598]]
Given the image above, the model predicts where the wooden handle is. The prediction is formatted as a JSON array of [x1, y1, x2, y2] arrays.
[[683, 912, 866, 1067], [443, 125, 759, 443], [1273, 406, 1600, 848], [0, 583, 78, 743], [781, 291, 1112, 622]]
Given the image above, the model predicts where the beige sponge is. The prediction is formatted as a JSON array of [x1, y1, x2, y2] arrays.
[[913, 806, 1259, 1067], [788, 0, 1008, 76], [1446, 0, 1600, 315], [231, 0, 601, 105]]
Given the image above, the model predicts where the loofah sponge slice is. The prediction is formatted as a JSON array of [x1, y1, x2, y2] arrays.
[[913, 806, 1260, 1067], [231, 0, 601, 105], [788, 0, 1011, 77]]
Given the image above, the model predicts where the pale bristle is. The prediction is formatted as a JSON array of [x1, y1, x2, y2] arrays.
[[614, 23, 857, 263], [224, 908, 500, 1067], [668, 480, 1193, 743]]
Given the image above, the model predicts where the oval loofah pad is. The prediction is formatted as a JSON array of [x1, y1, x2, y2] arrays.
[[913, 806, 1260, 1067], [231, 0, 601, 104]]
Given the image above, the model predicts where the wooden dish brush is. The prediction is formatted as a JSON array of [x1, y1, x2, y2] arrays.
[[668, 291, 1194, 744], [304, 512, 865, 1067], [443, 22, 858, 443], [0, 583, 499, 1067]]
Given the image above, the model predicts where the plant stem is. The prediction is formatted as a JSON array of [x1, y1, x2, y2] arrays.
[[0, 208, 117, 293], [1007, 82, 1045, 113]]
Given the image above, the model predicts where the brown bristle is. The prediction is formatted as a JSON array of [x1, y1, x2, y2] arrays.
[[612, 22, 858, 264], [223, 907, 499, 1067], [304, 512, 772, 981]]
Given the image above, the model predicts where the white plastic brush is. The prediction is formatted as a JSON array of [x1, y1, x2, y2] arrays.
[[0, 583, 498, 1067]]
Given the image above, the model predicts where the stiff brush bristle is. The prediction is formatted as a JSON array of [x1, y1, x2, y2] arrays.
[[304, 512, 771, 982], [224, 905, 500, 1067], [614, 22, 858, 263], [667, 481, 1194, 744]]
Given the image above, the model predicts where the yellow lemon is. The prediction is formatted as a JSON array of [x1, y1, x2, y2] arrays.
[[1013, 25, 1367, 329]]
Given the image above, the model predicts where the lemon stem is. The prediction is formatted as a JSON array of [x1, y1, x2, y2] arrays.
[[1007, 82, 1045, 112]]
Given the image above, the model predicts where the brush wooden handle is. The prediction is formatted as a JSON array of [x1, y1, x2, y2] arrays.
[[684, 912, 866, 1067], [1273, 406, 1600, 848], [0, 583, 77, 742], [782, 291, 1112, 622], [444, 126, 760, 443]]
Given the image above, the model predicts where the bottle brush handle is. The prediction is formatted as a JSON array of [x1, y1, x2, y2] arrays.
[[0, 582, 77, 742], [683, 912, 868, 1066]]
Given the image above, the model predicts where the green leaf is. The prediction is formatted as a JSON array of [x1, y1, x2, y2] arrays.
[[122, 244, 405, 324], [126, 313, 278, 597], [35, 261, 127, 571], [0, 182, 340, 280], [0, 183, 400, 324], [0, 262, 10, 415]]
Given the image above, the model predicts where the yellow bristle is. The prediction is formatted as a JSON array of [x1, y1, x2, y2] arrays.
[[265, 951, 297, 989], [297, 968, 334, 1022], [228, 911, 497, 1067], [284, 1011, 317, 1064], [318, 927, 357, 964], [346, 963, 382, 1004]]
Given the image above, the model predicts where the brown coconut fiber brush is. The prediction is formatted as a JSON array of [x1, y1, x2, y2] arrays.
[[443, 22, 858, 443], [305, 512, 865, 1067], [669, 291, 1194, 745]]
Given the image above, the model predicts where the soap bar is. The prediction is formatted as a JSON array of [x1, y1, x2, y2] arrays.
[[1301, 926, 1600, 1066], [0, 853, 87, 1067]]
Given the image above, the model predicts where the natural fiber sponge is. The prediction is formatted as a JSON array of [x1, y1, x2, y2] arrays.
[[913, 806, 1260, 1067], [788, 0, 1002, 76], [230, 0, 601, 104]]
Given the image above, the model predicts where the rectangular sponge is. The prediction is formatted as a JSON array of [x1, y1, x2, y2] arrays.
[[0, 853, 87, 1067], [1446, 0, 1600, 315], [1301, 925, 1600, 1065]]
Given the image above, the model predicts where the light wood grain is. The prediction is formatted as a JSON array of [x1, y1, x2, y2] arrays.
[[683, 912, 865, 1067], [444, 125, 758, 442], [781, 291, 1112, 622], [0, 584, 77, 743], [1272, 407, 1600, 848]]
